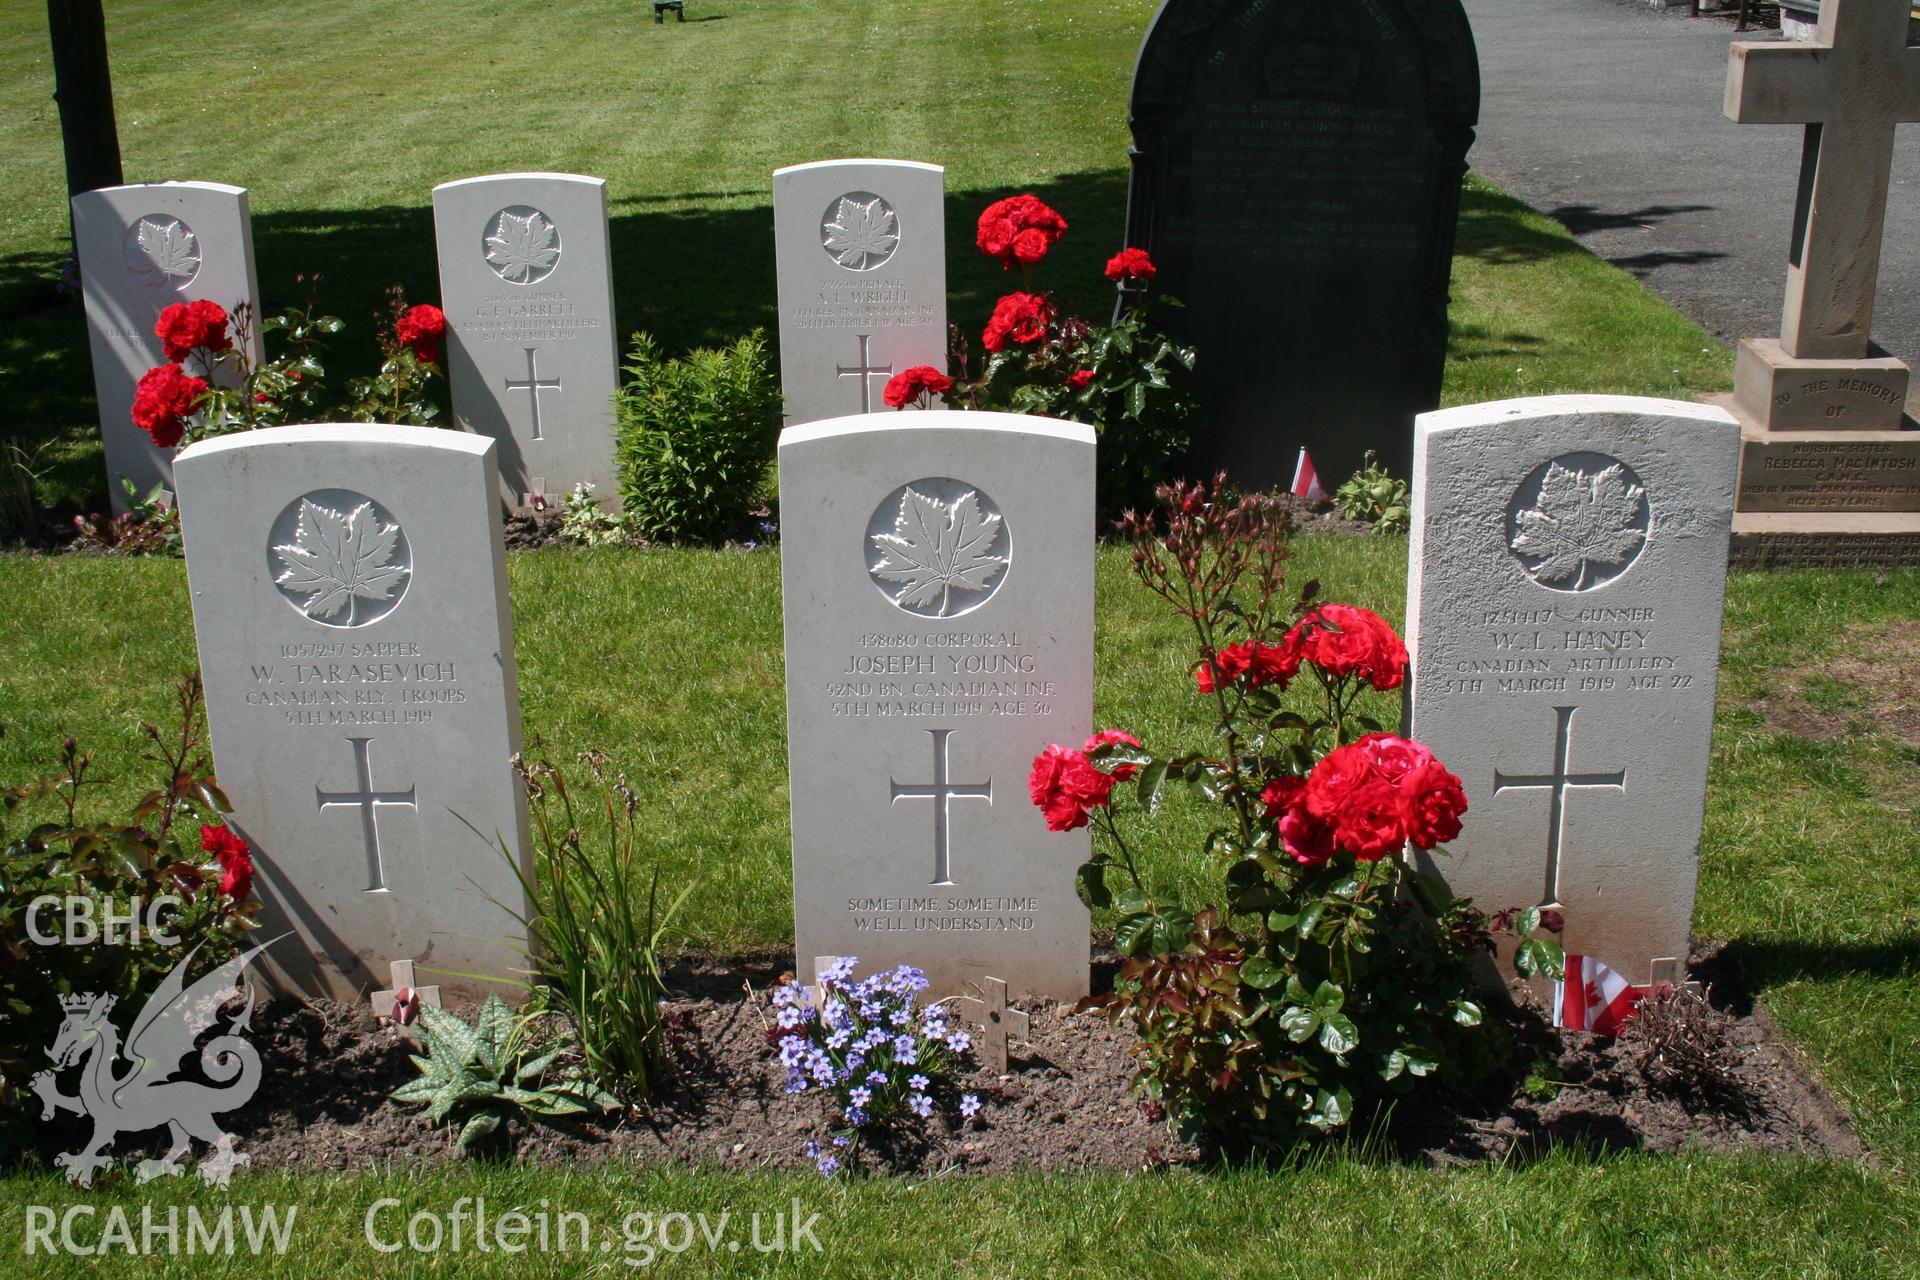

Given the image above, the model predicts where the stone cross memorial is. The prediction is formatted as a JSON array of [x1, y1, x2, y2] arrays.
[[175, 425, 533, 1001], [1123, 0, 1480, 487], [779, 411, 1093, 1001], [433, 173, 621, 506], [71, 181, 263, 509], [773, 160, 947, 427], [1720, 0, 1920, 567], [1404, 396, 1739, 991]]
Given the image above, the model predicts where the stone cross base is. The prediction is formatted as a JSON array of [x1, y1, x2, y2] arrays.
[[1731, 338, 1911, 434], [1707, 363, 1920, 567]]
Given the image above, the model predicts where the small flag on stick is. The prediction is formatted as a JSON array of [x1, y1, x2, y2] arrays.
[[1290, 448, 1326, 502], [1555, 953, 1648, 1037]]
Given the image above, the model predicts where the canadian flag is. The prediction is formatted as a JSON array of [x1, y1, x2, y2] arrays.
[[1290, 448, 1326, 501], [1554, 954, 1648, 1037]]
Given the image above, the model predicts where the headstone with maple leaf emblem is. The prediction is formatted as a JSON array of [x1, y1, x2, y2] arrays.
[[1403, 396, 1739, 992], [778, 411, 1093, 1001], [71, 181, 263, 511], [432, 173, 620, 509], [174, 424, 533, 1003], [772, 160, 947, 427]]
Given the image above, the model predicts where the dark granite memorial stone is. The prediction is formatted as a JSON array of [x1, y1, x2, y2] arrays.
[[1122, 0, 1479, 488]]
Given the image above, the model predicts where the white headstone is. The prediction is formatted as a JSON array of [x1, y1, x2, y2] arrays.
[[778, 411, 1093, 1001], [433, 173, 620, 506], [71, 181, 263, 509], [1404, 395, 1740, 988], [773, 160, 948, 427], [175, 425, 533, 1001]]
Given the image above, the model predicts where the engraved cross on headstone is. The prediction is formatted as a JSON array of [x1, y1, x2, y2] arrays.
[[836, 333, 893, 414], [1726, 0, 1920, 359], [315, 736, 417, 893], [959, 976, 1029, 1074], [1491, 705, 1626, 909], [890, 728, 991, 886], [504, 346, 563, 439]]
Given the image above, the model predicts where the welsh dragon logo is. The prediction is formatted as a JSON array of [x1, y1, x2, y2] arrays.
[[30, 940, 275, 1187]]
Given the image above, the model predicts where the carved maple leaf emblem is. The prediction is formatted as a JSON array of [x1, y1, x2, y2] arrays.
[[1509, 461, 1646, 589], [273, 499, 410, 625], [871, 488, 1007, 616], [823, 196, 898, 270], [129, 217, 200, 289], [485, 210, 560, 283]]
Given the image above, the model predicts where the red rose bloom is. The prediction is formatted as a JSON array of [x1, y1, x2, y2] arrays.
[[881, 365, 953, 409], [394, 303, 446, 363], [975, 195, 1068, 269], [1194, 640, 1300, 694], [1282, 604, 1408, 691], [130, 363, 207, 448], [1302, 733, 1467, 860], [981, 291, 1056, 353], [1068, 369, 1095, 391], [200, 824, 255, 902], [1083, 729, 1143, 781], [1261, 775, 1335, 865], [154, 299, 233, 363], [1029, 743, 1117, 832], [1104, 248, 1157, 284]]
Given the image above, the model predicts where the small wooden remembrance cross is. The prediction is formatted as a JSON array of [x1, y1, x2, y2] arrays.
[[958, 976, 1028, 1074], [371, 959, 441, 1030], [1725, 0, 1920, 359]]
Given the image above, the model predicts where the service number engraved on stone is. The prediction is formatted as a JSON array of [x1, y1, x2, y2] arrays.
[[483, 206, 562, 285], [821, 192, 900, 272], [269, 490, 413, 628], [1506, 452, 1651, 592], [867, 478, 1010, 619], [123, 215, 201, 290]]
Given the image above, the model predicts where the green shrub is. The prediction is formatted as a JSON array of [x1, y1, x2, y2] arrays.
[[615, 330, 781, 544]]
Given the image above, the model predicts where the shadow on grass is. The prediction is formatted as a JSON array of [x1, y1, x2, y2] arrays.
[[5, 169, 1134, 511], [1706, 935, 1920, 1003]]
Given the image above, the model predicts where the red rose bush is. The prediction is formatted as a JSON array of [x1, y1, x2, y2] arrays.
[[945, 195, 1196, 517], [1029, 476, 1562, 1152], [124, 283, 446, 464]]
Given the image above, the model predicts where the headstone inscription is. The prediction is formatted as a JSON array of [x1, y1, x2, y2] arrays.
[[433, 173, 621, 507], [1404, 396, 1739, 990], [778, 411, 1093, 1001], [772, 160, 947, 427], [175, 425, 533, 1001], [71, 181, 263, 509], [1716, 0, 1920, 567], [1122, 0, 1480, 489]]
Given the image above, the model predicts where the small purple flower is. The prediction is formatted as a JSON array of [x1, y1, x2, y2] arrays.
[[960, 1093, 982, 1119], [909, 1074, 929, 1093], [832, 1135, 851, 1147], [866, 1070, 888, 1086], [816, 1155, 841, 1176], [849, 1086, 872, 1108], [908, 1093, 933, 1118], [889, 1009, 911, 1028], [845, 1106, 869, 1126], [804, 1140, 821, 1158], [946, 1030, 973, 1054]]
